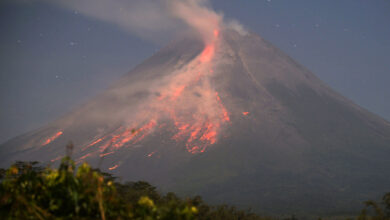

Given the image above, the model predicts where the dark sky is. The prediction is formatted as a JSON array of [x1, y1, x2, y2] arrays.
[[1, 0, 389, 144]]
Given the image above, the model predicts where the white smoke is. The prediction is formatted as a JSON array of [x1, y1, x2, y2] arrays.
[[167, 0, 222, 43], [43, 0, 232, 44], [226, 20, 248, 36]]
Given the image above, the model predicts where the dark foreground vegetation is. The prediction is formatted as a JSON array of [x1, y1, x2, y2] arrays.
[[0, 155, 389, 219], [0, 155, 271, 220]]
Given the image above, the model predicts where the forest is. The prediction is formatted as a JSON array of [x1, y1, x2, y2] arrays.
[[0, 145, 389, 220]]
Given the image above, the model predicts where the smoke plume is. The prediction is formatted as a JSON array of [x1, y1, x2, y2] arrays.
[[45, 0, 225, 44]]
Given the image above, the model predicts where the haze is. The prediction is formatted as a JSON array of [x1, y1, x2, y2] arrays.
[[0, 0, 389, 144]]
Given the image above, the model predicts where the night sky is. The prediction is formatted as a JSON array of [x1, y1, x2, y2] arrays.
[[1, 0, 389, 144]]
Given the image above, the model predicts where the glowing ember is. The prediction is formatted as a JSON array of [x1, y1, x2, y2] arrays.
[[147, 151, 157, 157], [42, 131, 63, 146], [50, 155, 62, 163], [216, 92, 230, 122], [79, 153, 92, 160], [100, 151, 114, 157], [82, 138, 103, 151], [188, 146, 200, 154], [242, 112, 250, 116], [109, 165, 119, 170]]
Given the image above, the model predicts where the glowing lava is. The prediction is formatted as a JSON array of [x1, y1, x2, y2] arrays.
[[42, 131, 63, 146], [78, 28, 230, 160], [109, 164, 119, 170], [242, 112, 250, 116], [200, 44, 215, 63], [147, 151, 157, 157]]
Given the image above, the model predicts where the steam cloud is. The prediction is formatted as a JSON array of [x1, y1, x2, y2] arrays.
[[44, 0, 232, 44]]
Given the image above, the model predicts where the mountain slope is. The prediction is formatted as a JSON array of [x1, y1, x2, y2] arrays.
[[1, 29, 390, 215]]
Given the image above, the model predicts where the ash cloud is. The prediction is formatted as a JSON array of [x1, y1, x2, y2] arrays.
[[44, 0, 233, 44]]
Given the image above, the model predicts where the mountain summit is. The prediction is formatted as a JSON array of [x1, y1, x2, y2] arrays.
[[1, 28, 390, 215]]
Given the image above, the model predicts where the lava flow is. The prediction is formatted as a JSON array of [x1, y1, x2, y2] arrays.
[[74, 27, 230, 162], [42, 131, 63, 146]]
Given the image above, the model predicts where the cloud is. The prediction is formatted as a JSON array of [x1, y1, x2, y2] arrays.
[[43, 0, 225, 44], [167, 0, 222, 43]]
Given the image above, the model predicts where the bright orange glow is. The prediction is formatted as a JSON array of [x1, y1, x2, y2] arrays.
[[100, 151, 114, 157], [200, 44, 215, 63], [215, 92, 230, 122], [82, 138, 103, 151], [42, 131, 63, 146], [79, 153, 92, 160], [108, 165, 119, 170], [188, 146, 200, 154], [99, 141, 111, 153], [147, 151, 156, 157], [214, 29, 219, 37], [78, 28, 229, 157], [242, 112, 249, 116]]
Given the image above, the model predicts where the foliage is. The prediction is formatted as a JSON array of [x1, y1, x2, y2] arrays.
[[357, 193, 390, 220], [0, 157, 196, 220], [0, 155, 388, 220], [0, 156, 267, 220]]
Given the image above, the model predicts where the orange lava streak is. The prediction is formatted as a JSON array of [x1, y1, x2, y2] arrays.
[[79, 153, 92, 160], [187, 146, 200, 154], [187, 126, 201, 143], [242, 112, 250, 116], [42, 131, 63, 146], [200, 122, 218, 145], [50, 155, 62, 163], [100, 151, 114, 157], [108, 164, 119, 170], [147, 151, 156, 157], [99, 141, 111, 152], [82, 138, 103, 151], [200, 44, 215, 63], [215, 92, 230, 122], [133, 120, 157, 144], [112, 129, 136, 148]]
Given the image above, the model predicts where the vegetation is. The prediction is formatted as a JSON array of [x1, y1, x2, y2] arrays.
[[355, 193, 390, 220], [0, 148, 388, 219], [0, 157, 268, 219]]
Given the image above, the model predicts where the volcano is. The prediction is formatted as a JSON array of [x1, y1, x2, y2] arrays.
[[1, 28, 390, 215]]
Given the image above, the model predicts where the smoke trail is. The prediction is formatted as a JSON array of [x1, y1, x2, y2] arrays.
[[167, 0, 222, 43], [44, 0, 226, 44]]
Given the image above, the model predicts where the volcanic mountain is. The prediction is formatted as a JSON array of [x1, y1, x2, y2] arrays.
[[1, 28, 390, 215]]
